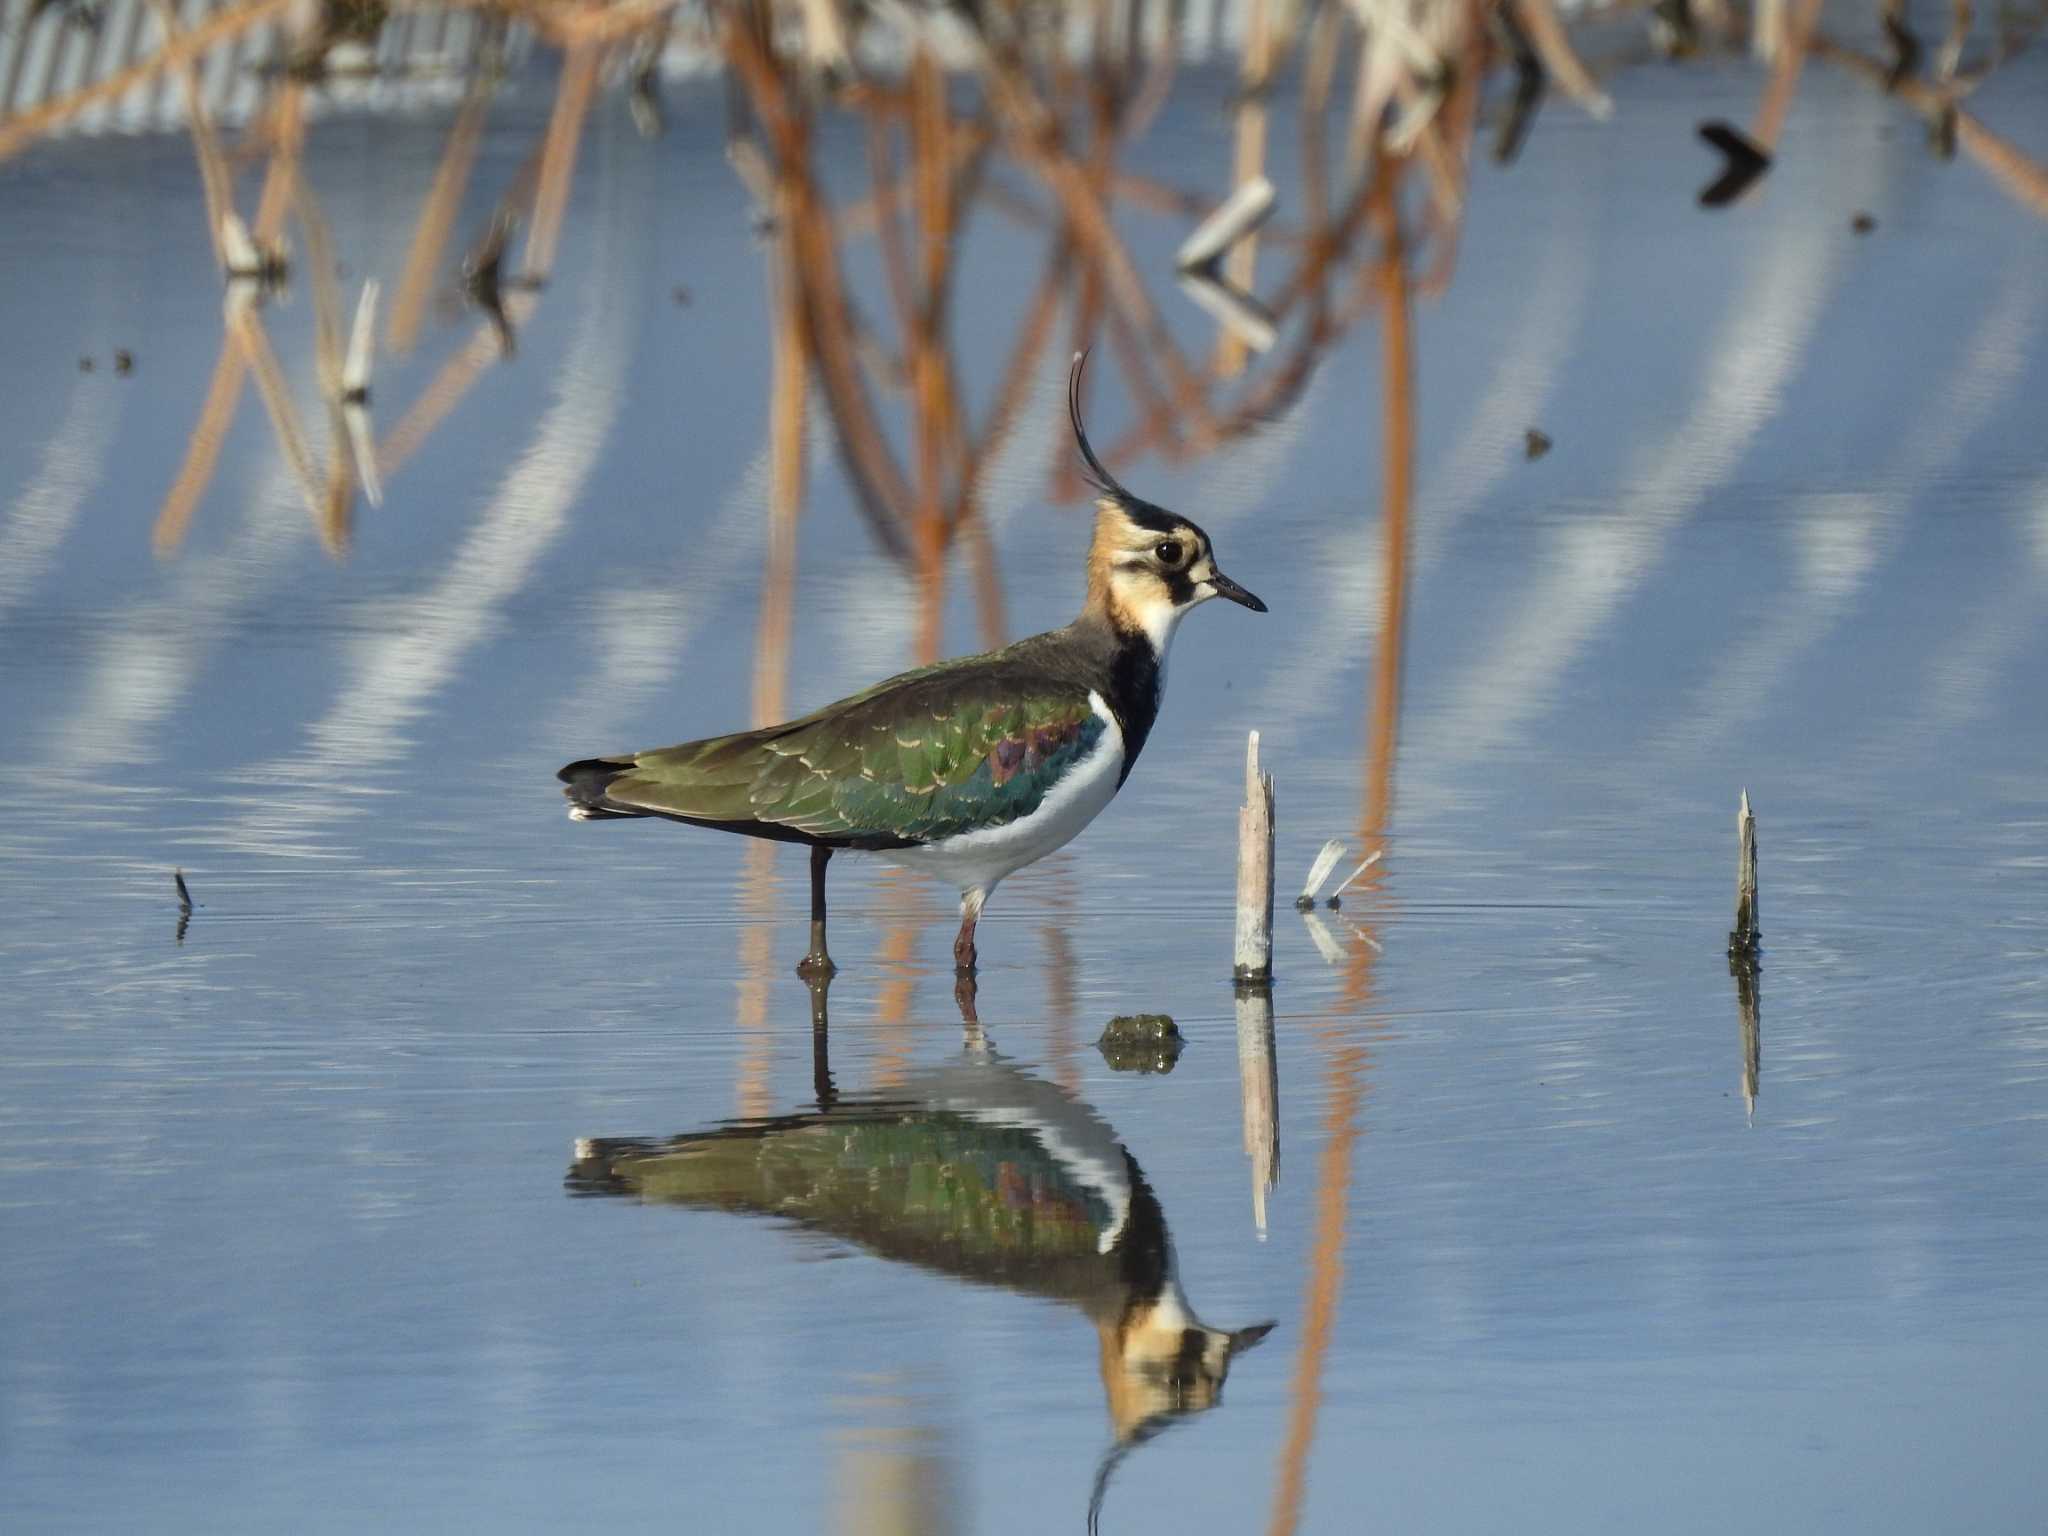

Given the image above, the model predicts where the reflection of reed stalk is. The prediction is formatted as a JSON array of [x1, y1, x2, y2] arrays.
[[872, 869, 931, 1088], [1040, 870, 1080, 1096], [526, 42, 598, 275], [1265, 1031, 1367, 1536], [1811, 32, 2048, 220], [378, 52, 592, 479], [153, 78, 305, 555], [753, 220, 807, 732], [141, 0, 231, 264], [1359, 194, 1412, 897], [983, 62, 1214, 439], [252, 84, 306, 242], [0, 0, 295, 162], [910, 49, 962, 664], [1267, 163, 1412, 1533], [726, 11, 915, 562], [1216, 0, 1274, 379], [1236, 984, 1279, 1233], [735, 840, 780, 1121], [228, 297, 331, 542], [1750, 0, 1824, 152], [389, 64, 496, 354]]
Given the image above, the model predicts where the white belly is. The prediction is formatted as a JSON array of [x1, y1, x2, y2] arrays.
[[892, 691, 1125, 896]]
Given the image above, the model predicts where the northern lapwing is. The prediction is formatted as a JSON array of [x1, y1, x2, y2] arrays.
[[558, 353, 1267, 977]]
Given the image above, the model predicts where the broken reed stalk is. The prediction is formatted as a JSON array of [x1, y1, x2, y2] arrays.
[[1728, 788, 1760, 957], [1235, 731, 1276, 983]]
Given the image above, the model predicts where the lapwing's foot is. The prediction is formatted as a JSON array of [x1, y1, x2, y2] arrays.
[[796, 952, 837, 981], [803, 968, 833, 1020]]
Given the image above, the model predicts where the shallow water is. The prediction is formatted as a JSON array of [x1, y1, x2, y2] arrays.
[[4, 32, 2048, 1536]]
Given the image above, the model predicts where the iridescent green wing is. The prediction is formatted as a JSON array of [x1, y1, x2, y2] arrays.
[[601, 655, 1105, 846], [578, 1111, 1111, 1296]]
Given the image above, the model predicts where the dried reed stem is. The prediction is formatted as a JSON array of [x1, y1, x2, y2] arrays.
[[1728, 788, 1760, 956], [1235, 731, 1276, 983]]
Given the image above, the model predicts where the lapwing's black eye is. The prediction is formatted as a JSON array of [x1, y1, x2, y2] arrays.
[[1154, 540, 1183, 567]]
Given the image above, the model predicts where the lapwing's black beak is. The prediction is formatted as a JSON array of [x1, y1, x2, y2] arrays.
[[1209, 570, 1267, 612]]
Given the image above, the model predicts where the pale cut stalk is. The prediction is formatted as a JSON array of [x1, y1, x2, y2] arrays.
[[1233, 732, 1276, 983], [1328, 848, 1382, 899], [1300, 838, 1347, 902]]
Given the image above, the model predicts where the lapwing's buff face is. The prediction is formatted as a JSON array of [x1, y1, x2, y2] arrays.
[[1098, 1298, 1275, 1441], [1090, 497, 1267, 653], [1066, 351, 1265, 650]]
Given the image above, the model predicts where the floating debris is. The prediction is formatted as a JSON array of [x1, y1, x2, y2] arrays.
[[174, 868, 194, 914], [77, 356, 93, 373], [1852, 211, 1877, 234], [1097, 1014, 1184, 1074], [1296, 841, 1381, 910], [1100, 1013, 1180, 1046], [113, 349, 133, 376], [1525, 427, 1552, 460], [1296, 839, 1347, 911]]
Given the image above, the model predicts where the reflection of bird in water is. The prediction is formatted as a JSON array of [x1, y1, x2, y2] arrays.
[[568, 1028, 1273, 1514], [558, 354, 1267, 977], [459, 211, 545, 359]]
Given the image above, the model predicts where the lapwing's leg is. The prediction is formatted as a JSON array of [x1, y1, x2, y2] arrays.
[[952, 887, 985, 975], [807, 966, 836, 1112], [953, 969, 979, 1029], [796, 845, 837, 980]]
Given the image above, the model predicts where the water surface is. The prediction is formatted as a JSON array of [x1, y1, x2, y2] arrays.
[[3, 33, 2048, 1535]]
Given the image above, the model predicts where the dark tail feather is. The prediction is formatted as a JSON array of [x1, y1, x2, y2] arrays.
[[559, 756, 643, 821]]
